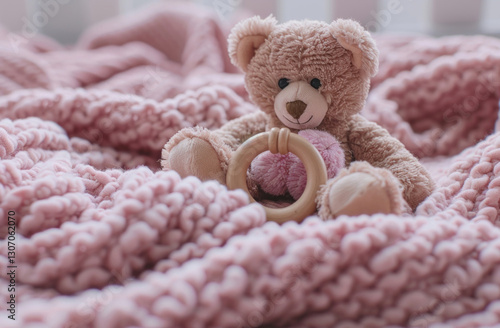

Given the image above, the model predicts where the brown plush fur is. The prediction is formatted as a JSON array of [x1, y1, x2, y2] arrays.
[[162, 16, 434, 219]]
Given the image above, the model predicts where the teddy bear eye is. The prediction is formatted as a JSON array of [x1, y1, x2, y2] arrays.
[[310, 78, 321, 89], [278, 78, 289, 89]]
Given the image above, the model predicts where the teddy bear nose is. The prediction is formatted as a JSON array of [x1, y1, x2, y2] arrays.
[[286, 100, 307, 119]]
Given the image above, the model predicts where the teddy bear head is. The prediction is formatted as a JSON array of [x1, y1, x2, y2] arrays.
[[228, 16, 379, 131]]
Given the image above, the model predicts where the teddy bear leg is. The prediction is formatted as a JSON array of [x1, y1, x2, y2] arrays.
[[161, 128, 232, 184], [317, 161, 409, 219]]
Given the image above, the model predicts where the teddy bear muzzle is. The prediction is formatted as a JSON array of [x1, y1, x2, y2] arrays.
[[274, 81, 328, 129]]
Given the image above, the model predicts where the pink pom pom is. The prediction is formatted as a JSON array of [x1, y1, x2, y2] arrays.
[[250, 151, 291, 196], [287, 130, 345, 199], [250, 130, 345, 199]]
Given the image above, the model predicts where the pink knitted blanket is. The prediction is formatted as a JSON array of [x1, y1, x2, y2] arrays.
[[2, 3, 500, 328]]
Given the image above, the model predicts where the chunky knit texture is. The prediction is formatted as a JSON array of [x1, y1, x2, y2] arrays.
[[1, 3, 500, 328]]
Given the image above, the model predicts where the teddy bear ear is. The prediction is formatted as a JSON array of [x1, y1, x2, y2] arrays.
[[331, 19, 379, 78], [228, 15, 277, 72]]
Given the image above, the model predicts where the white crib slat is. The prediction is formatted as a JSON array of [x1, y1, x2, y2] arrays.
[[0, 0, 27, 31], [481, 0, 500, 36], [432, 0, 482, 35], [333, 0, 378, 25], [432, 0, 482, 24], [28, 0, 88, 44], [242, 0, 277, 19], [373, 0, 431, 35], [189, 0, 249, 20], [120, 0, 161, 14], [88, 0, 121, 24], [278, 0, 332, 22]]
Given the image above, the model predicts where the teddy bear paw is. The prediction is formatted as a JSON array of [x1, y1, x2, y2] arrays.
[[164, 137, 226, 184], [326, 172, 395, 217]]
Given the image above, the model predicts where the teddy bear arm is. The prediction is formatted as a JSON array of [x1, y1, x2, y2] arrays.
[[214, 111, 269, 150], [346, 115, 435, 210]]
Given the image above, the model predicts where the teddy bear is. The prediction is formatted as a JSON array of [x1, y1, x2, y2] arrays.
[[161, 16, 435, 219]]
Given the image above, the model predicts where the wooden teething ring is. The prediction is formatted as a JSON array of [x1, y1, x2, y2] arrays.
[[226, 128, 328, 224]]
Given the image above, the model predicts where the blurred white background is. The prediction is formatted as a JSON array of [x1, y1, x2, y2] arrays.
[[0, 0, 499, 44]]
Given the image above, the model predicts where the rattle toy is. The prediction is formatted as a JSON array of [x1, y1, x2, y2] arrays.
[[226, 127, 328, 223]]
